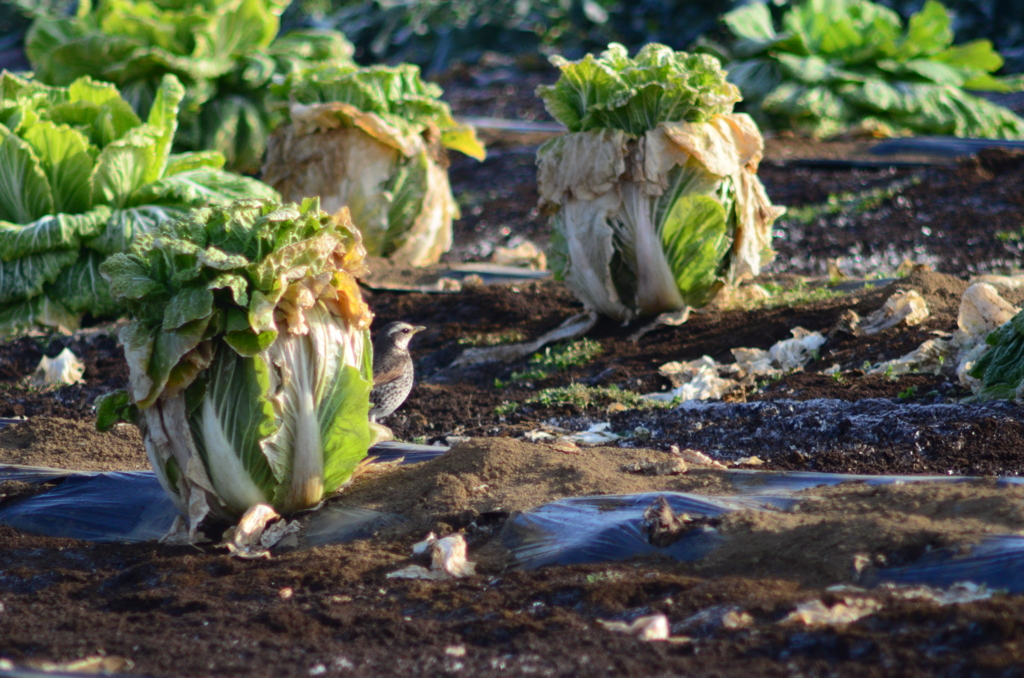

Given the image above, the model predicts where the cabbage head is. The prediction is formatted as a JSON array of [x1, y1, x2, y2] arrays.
[[27, 0, 354, 173], [0, 71, 276, 336], [97, 198, 375, 531], [536, 43, 784, 321], [720, 0, 1024, 139], [262, 63, 485, 267]]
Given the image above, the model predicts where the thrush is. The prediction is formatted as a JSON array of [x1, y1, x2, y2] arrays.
[[369, 321, 425, 423]]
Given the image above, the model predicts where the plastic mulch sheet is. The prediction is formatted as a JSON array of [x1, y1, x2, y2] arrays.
[[6, 447, 1024, 592]]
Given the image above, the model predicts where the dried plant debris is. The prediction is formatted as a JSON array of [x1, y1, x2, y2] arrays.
[[221, 504, 301, 560], [387, 533, 477, 580], [622, 458, 688, 476], [646, 327, 826, 403], [782, 597, 883, 627], [30, 348, 85, 388], [642, 496, 716, 548], [450, 312, 598, 367], [491, 241, 547, 270], [596, 614, 674, 642], [858, 289, 929, 335]]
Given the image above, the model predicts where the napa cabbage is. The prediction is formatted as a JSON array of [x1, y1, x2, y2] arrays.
[[97, 198, 375, 531], [26, 0, 354, 173], [0, 71, 275, 336], [536, 43, 784, 321], [719, 0, 1024, 139], [262, 63, 485, 266]]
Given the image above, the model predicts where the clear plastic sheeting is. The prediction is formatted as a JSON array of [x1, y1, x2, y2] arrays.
[[501, 484, 1024, 593], [304, 507, 404, 547], [0, 441, 445, 545], [0, 472, 177, 543], [9, 449, 1024, 593], [501, 492, 792, 570]]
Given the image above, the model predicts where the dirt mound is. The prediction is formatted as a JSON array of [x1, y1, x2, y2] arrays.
[[336, 439, 731, 532], [0, 418, 146, 471], [696, 479, 1024, 587], [881, 269, 967, 319], [335, 439, 1024, 588]]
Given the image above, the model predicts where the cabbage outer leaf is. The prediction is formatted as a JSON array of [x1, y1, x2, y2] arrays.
[[539, 113, 783, 320]]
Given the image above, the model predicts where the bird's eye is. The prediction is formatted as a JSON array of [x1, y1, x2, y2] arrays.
[[402, 328, 410, 333]]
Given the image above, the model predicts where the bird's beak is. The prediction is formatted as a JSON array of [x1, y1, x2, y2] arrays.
[[412, 326, 426, 334]]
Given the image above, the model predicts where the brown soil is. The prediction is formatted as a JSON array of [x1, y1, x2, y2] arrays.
[[6, 438, 1024, 676], [0, 417, 145, 472], [699, 479, 1024, 586], [5, 91, 1024, 676]]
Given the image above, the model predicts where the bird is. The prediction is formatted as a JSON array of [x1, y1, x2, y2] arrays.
[[369, 321, 425, 423]]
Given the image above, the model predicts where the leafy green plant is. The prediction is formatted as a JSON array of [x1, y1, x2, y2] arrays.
[[26, 0, 354, 173], [898, 385, 918, 398], [458, 329, 527, 346], [967, 311, 1024, 400], [96, 198, 375, 530], [783, 177, 921, 226], [719, 0, 1024, 139], [536, 43, 784, 321], [262, 63, 485, 266], [527, 383, 670, 409], [293, 0, 735, 70], [497, 338, 603, 386], [494, 401, 519, 416], [0, 72, 275, 336]]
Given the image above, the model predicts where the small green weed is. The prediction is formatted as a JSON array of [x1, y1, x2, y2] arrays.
[[783, 177, 921, 226], [459, 329, 527, 347], [533, 339, 603, 371], [527, 383, 670, 410], [585, 571, 625, 584], [496, 339, 604, 387], [897, 386, 918, 399], [830, 371, 847, 385], [753, 279, 845, 310], [494, 401, 519, 416]]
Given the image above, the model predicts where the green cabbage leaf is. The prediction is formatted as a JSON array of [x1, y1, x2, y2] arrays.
[[0, 71, 276, 336], [98, 197, 375, 530], [967, 312, 1024, 400], [720, 0, 1024, 139], [27, 0, 354, 173]]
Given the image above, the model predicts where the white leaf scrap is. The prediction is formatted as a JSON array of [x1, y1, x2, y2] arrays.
[[782, 598, 882, 626], [644, 327, 825, 403], [867, 338, 951, 376], [221, 503, 299, 559], [566, 422, 620, 445], [768, 327, 827, 372], [597, 614, 671, 641], [646, 356, 738, 402], [859, 290, 929, 335], [882, 582, 995, 606], [31, 347, 85, 387], [387, 534, 476, 580]]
